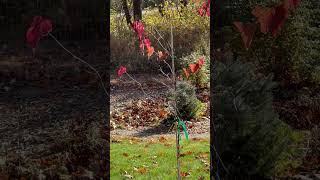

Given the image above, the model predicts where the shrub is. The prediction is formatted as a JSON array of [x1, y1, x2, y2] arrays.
[[167, 81, 206, 120], [212, 60, 304, 178]]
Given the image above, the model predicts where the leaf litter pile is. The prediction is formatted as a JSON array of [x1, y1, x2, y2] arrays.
[[111, 97, 210, 134], [0, 44, 109, 179], [111, 98, 170, 130]]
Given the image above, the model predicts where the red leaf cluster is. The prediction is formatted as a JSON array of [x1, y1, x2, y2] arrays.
[[131, 21, 154, 58], [26, 16, 52, 48], [131, 21, 145, 40], [252, 3, 290, 37], [234, 0, 300, 49], [197, 0, 210, 17], [117, 66, 127, 77], [183, 57, 205, 78]]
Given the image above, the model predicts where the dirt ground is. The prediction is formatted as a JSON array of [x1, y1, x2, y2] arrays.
[[0, 43, 109, 178]]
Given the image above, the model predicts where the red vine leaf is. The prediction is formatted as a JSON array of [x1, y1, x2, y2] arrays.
[[39, 19, 52, 36], [189, 63, 200, 73], [252, 3, 289, 37], [270, 3, 289, 37], [147, 46, 154, 59], [197, 0, 210, 17], [143, 38, 151, 48], [233, 22, 257, 49], [252, 6, 274, 34], [183, 68, 190, 79], [26, 16, 53, 49], [117, 66, 127, 77], [197, 56, 205, 67], [132, 21, 145, 40]]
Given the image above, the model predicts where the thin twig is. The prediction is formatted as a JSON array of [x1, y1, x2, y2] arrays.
[[149, 31, 172, 58], [153, 27, 172, 51], [159, 66, 172, 81], [152, 77, 173, 90], [49, 33, 108, 96], [125, 72, 148, 97]]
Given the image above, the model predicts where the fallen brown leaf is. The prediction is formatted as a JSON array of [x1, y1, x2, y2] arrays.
[[138, 167, 147, 174], [180, 172, 190, 177], [159, 136, 167, 143]]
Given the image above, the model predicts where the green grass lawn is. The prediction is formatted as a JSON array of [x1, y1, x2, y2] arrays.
[[111, 136, 210, 179]]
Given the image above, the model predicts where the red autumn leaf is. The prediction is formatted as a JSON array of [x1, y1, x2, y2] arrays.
[[39, 19, 52, 36], [132, 21, 145, 40], [139, 37, 152, 54], [117, 66, 127, 77], [197, 0, 210, 17], [198, 56, 205, 67], [189, 63, 200, 73], [143, 38, 151, 48], [139, 40, 145, 52], [26, 27, 41, 49], [183, 68, 190, 78], [252, 3, 289, 37], [252, 6, 274, 34], [233, 22, 257, 49], [147, 46, 154, 58], [26, 16, 53, 49], [180, 172, 190, 177], [270, 3, 289, 37], [206, 0, 210, 16]]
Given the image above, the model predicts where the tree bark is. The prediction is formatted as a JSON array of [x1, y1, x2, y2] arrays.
[[181, 0, 188, 6], [133, 0, 142, 21], [121, 0, 132, 25], [158, 0, 165, 16]]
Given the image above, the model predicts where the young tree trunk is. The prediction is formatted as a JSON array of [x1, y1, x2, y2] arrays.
[[133, 0, 142, 21]]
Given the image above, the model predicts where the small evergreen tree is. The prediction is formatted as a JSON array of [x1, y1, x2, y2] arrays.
[[212, 59, 303, 179]]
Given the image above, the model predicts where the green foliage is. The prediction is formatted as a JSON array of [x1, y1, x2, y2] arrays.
[[167, 81, 206, 120], [212, 60, 304, 178], [178, 52, 210, 88]]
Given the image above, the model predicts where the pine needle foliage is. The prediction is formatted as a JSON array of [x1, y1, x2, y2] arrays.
[[212, 60, 304, 179]]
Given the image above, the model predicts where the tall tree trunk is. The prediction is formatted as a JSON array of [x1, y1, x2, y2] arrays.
[[181, 0, 188, 6], [158, 0, 165, 16], [122, 0, 132, 25], [133, 0, 142, 21]]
